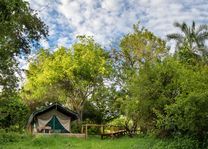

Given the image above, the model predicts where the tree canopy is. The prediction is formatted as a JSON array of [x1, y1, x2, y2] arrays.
[[0, 0, 48, 96], [0, 0, 48, 130], [167, 21, 208, 55], [22, 36, 112, 121]]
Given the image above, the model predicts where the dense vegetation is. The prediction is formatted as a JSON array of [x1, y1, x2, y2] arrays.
[[0, 0, 208, 148], [0, 0, 48, 131]]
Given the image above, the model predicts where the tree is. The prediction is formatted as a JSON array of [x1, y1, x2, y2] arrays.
[[0, 97, 29, 132], [130, 58, 182, 134], [155, 62, 208, 139], [111, 22, 167, 135], [128, 53, 208, 139], [22, 36, 112, 122], [167, 21, 208, 55], [0, 0, 48, 130], [86, 85, 119, 124], [0, 0, 48, 93], [113, 22, 167, 86]]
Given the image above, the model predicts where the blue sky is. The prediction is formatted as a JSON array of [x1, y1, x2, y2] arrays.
[[27, 0, 208, 50], [18, 0, 208, 83]]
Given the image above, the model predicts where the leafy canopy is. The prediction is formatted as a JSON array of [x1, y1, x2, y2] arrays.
[[22, 36, 112, 121], [0, 0, 48, 95], [0, 0, 47, 130], [167, 21, 208, 55]]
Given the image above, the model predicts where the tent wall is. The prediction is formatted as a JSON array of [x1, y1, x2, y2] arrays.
[[34, 109, 71, 132], [27, 103, 78, 133]]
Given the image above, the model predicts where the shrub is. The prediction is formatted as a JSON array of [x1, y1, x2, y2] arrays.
[[152, 136, 200, 149], [168, 136, 200, 149], [0, 130, 29, 144], [0, 98, 29, 132], [71, 121, 81, 133], [87, 127, 100, 135], [108, 115, 126, 126], [159, 92, 208, 138]]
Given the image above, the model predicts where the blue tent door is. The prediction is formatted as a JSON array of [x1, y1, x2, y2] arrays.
[[46, 115, 68, 133]]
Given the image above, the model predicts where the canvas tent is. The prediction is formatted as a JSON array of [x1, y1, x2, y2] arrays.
[[27, 103, 78, 133]]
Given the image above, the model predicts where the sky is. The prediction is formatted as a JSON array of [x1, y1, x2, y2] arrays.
[[17, 0, 208, 85], [27, 0, 208, 50]]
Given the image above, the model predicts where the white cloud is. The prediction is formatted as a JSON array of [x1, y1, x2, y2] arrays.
[[27, 0, 208, 48], [57, 37, 69, 47], [40, 39, 50, 49], [16, 0, 208, 87]]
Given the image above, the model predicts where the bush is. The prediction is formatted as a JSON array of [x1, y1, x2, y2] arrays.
[[71, 121, 81, 133], [87, 127, 100, 135], [168, 136, 200, 149], [152, 136, 200, 149], [159, 92, 208, 138], [0, 98, 29, 132], [108, 115, 126, 126], [0, 130, 29, 144]]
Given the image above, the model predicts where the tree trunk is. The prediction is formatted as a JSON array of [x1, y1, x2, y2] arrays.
[[76, 108, 83, 124]]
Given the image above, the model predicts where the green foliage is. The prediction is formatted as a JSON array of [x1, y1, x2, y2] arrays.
[[108, 115, 127, 126], [152, 136, 200, 149], [1, 134, 207, 149], [0, 0, 47, 131], [0, 0, 48, 95], [0, 97, 29, 131], [112, 22, 167, 134], [0, 130, 29, 145], [82, 101, 110, 124], [161, 91, 208, 137], [167, 21, 208, 55], [120, 22, 167, 66], [175, 45, 203, 66], [128, 55, 208, 138], [130, 58, 182, 131], [155, 59, 208, 137], [22, 36, 112, 121], [115, 21, 208, 138], [87, 127, 100, 135], [87, 85, 119, 123]]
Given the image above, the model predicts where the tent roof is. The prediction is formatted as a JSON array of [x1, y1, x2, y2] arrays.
[[27, 103, 78, 126]]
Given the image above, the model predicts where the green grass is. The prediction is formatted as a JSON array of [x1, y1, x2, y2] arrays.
[[0, 134, 204, 149], [0, 135, 155, 149]]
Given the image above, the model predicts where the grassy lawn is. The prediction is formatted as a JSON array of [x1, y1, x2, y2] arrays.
[[1, 134, 203, 149], [1, 135, 165, 149]]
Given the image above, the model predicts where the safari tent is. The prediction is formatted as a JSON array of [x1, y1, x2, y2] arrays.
[[27, 103, 78, 134]]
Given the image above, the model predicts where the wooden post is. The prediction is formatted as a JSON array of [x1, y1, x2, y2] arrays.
[[69, 118, 71, 133], [100, 125, 104, 139], [103, 126, 105, 134], [85, 124, 88, 139], [111, 126, 113, 133], [100, 125, 103, 134], [81, 125, 83, 133]]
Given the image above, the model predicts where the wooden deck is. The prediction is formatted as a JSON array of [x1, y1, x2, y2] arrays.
[[101, 130, 127, 139], [81, 124, 126, 139]]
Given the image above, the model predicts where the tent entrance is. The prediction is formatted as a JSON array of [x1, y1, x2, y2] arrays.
[[46, 115, 68, 133]]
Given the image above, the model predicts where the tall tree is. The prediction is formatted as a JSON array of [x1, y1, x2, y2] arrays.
[[0, 0, 48, 130], [22, 36, 112, 122], [0, 0, 48, 96], [111, 23, 167, 134], [167, 21, 208, 55]]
